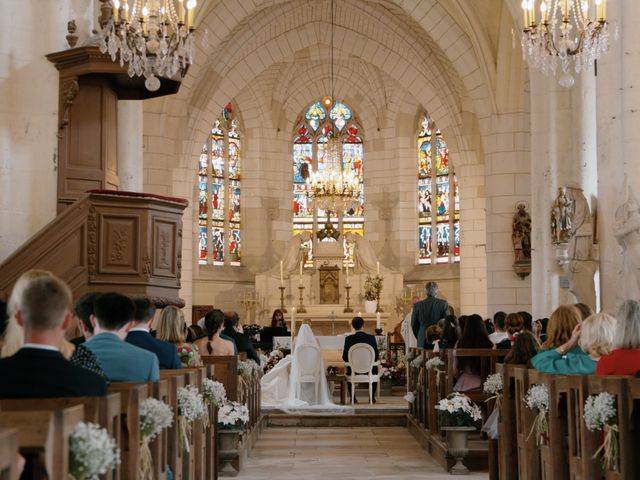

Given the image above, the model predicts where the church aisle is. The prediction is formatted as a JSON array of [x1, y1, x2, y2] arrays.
[[236, 426, 488, 479]]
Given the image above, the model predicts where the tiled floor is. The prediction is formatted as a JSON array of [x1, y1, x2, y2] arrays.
[[236, 426, 489, 479]]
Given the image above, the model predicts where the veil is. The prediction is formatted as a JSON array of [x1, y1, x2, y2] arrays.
[[260, 324, 353, 413]]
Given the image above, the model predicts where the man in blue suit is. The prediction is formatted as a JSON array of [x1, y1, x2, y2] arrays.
[[126, 298, 181, 370], [411, 281, 449, 348], [85, 293, 159, 382]]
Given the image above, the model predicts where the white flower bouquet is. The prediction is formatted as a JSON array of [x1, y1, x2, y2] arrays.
[[69, 422, 120, 480], [480, 373, 504, 440], [202, 378, 227, 408], [524, 384, 549, 445], [238, 360, 260, 381], [177, 385, 206, 452], [218, 401, 250, 430], [410, 355, 425, 368], [425, 357, 444, 370], [584, 392, 619, 470], [435, 392, 482, 428], [404, 351, 417, 363], [483, 373, 503, 396], [138, 398, 173, 479]]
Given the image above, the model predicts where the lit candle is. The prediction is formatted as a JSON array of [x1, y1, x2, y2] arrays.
[[280, 260, 284, 286], [291, 307, 296, 336], [346, 265, 350, 285], [376, 312, 381, 330], [178, 0, 185, 24], [187, 0, 196, 29], [357, 311, 362, 317], [142, 5, 149, 35], [123, 2, 129, 22], [522, 1, 528, 27], [299, 260, 303, 284], [376, 261, 380, 275], [113, 0, 120, 22], [603, 0, 607, 19]]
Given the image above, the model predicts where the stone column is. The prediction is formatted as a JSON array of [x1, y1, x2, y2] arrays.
[[117, 100, 144, 192], [596, 1, 640, 309]]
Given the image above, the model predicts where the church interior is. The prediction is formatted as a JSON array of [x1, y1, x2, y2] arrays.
[[1, 0, 640, 478]]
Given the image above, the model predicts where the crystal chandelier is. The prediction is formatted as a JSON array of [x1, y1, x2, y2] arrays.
[[520, 0, 614, 88], [98, 0, 197, 91], [305, 0, 360, 217]]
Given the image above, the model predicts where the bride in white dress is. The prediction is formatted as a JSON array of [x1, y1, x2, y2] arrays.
[[261, 324, 352, 413]]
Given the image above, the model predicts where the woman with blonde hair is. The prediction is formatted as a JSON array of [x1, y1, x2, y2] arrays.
[[532, 313, 616, 374], [1, 270, 106, 378], [596, 300, 640, 375], [156, 306, 203, 367], [541, 304, 582, 350]]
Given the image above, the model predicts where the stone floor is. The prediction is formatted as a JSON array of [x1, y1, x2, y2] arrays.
[[236, 426, 489, 479]]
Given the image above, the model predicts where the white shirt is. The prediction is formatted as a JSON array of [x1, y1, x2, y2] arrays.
[[488, 331, 509, 345], [129, 327, 150, 333], [22, 343, 60, 352]]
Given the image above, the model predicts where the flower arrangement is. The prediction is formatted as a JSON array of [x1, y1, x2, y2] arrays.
[[524, 384, 549, 445], [363, 275, 383, 301], [262, 349, 285, 374], [435, 393, 482, 428], [584, 392, 619, 470], [177, 385, 206, 452], [425, 357, 444, 370], [410, 355, 425, 368], [238, 359, 260, 381], [69, 422, 120, 480], [202, 378, 227, 408], [404, 350, 417, 363], [138, 398, 173, 479], [178, 343, 202, 368], [483, 373, 503, 396], [379, 351, 406, 380], [218, 401, 250, 430]]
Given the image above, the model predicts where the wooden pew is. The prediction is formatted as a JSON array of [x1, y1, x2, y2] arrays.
[[201, 364, 218, 480], [201, 355, 239, 401], [108, 383, 149, 480], [512, 366, 540, 480], [0, 404, 84, 479], [0, 428, 19, 480], [445, 349, 509, 407], [147, 379, 171, 480], [0, 394, 122, 480], [406, 348, 421, 422], [496, 364, 521, 480], [181, 368, 206, 480], [159, 371, 186, 480]]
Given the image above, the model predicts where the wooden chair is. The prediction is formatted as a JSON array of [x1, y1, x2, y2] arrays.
[[0, 428, 19, 480], [0, 404, 84, 479], [0, 394, 122, 480], [512, 367, 539, 480], [108, 383, 149, 480], [201, 355, 239, 401]]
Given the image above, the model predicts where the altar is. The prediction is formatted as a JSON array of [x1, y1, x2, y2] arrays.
[[285, 311, 390, 336]]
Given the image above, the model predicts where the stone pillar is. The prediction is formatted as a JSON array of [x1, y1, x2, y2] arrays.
[[530, 71, 597, 318], [596, 1, 640, 309], [117, 100, 143, 192]]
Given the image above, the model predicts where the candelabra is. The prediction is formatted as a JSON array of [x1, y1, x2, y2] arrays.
[[238, 290, 258, 325], [297, 285, 307, 313], [395, 289, 413, 318], [278, 286, 287, 313], [343, 285, 353, 313]]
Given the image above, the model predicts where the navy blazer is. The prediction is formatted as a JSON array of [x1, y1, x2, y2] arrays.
[[342, 331, 379, 374], [0, 347, 107, 398], [125, 330, 182, 370], [222, 328, 260, 365], [85, 332, 160, 382], [411, 296, 449, 348]]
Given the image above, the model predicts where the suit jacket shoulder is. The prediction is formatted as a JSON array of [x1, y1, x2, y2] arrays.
[[86, 333, 159, 382], [126, 331, 181, 369]]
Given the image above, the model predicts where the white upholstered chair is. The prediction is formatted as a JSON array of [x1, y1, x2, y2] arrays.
[[345, 343, 380, 404], [293, 344, 322, 403]]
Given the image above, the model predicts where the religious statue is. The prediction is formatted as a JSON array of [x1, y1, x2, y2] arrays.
[[566, 187, 598, 311], [512, 202, 531, 278], [344, 232, 381, 274], [271, 232, 311, 277], [614, 187, 640, 302], [551, 186, 574, 244]]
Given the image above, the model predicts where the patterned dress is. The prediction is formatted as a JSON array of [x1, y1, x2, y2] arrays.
[[176, 342, 203, 368], [70, 343, 107, 379]]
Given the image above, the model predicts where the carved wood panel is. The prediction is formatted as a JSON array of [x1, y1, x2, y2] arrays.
[[152, 218, 177, 278], [98, 214, 139, 274]]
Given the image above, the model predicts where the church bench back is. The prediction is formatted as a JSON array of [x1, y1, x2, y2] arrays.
[[203, 364, 218, 480], [107, 383, 149, 480], [444, 349, 509, 403], [159, 370, 186, 480], [496, 364, 520, 480], [201, 355, 239, 401], [511, 367, 540, 480], [0, 394, 122, 480], [0, 404, 84, 480], [147, 379, 171, 480], [0, 428, 19, 480], [181, 368, 205, 480]]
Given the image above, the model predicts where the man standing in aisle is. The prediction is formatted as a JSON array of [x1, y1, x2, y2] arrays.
[[411, 281, 449, 348]]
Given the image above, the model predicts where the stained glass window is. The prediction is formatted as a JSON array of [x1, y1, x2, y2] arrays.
[[293, 100, 364, 267], [418, 115, 460, 264], [198, 102, 242, 266]]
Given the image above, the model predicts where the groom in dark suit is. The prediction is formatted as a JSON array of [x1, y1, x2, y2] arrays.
[[411, 281, 449, 348], [342, 316, 379, 403], [0, 276, 106, 398]]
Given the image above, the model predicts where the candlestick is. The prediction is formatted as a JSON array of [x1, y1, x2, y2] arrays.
[[344, 285, 353, 313], [280, 260, 284, 286], [376, 261, 380, 275], [291, 307, 296, 336], [376, 312, 381, 330], [346, 265, 350, 285], [297, 284, 307, 313], [278, 286, 287, 313]]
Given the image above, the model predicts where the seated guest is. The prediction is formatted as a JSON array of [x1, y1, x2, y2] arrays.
[[596, 300, 640, 375], [126, 299, 181, 369], [70, 292, 101, 345], [504, 331, 540, 365], [85, 293, 159, 382], [425, 325, 442, 350], [156, 306, 203, 368], [484, 318, 495, 335], [186, 324, 208, 343], [519, 311, 533, 332], [0, 275, 106, 398], [488, 311, 508, 345], [194, 311, 238, 355], [439, 315, 459, 349], [574, 302, 594, 321], [342, 316, 379, 403], [541, 304, 582, 350], [222, 312, 261, 365], [496, 313, 525, 349], [201, 310, 235, 356], [532, 313, 616, 374], [271, 309, 286, 328], [534, 317, 549, 343], [453, 314, 494, 392]]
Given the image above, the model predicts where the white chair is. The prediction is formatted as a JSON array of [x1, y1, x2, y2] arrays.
[[293, 344, 322, 403], [345, 344, 380, 404]]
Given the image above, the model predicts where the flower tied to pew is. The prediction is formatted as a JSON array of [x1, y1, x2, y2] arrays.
[[435, 392, 483, 428], [218, 401, 250, 430], [238, 359, 261, 382], [524, 384, 549, 446], [138, 398, 173, 480], [584, 392, 619, 471], [201, 378, 227, 428], [177, 385, 207, 453], [69, 422, 120, 480], [483, 373, 503, 411]]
